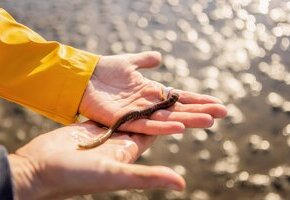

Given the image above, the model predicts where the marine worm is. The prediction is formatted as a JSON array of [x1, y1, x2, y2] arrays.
[[78, 93, 179, 149]]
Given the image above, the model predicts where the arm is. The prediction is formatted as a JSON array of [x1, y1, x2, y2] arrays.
[[0, 8, 100, 125], [0, 8, 227, 135]]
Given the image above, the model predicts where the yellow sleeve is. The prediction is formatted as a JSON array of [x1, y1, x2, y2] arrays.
[[0, 8, 100, 125]]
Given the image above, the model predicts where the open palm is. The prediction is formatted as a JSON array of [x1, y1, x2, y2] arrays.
[[10, 121, 185, 199], [79, 52, 227, 135]]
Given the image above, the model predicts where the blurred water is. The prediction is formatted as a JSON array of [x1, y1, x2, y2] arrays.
[[1, 0, 290, 199]]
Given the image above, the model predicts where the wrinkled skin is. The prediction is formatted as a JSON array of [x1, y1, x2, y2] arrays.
[[79, 51, 227, 135], [8, 51, 227, 200], [9, 121, 185, 200]]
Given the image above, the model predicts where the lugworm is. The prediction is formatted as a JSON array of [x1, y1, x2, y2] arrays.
[[78, 93, 179, 149]]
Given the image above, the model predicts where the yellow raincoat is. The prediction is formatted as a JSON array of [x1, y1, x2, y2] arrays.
[[0, 8, 100, 124]]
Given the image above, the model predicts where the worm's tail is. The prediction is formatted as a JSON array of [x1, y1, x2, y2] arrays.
[[78, 129, 113, 149]]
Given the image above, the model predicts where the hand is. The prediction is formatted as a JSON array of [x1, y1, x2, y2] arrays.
[[8, 121, 185, 200], [79, 51, 227, 135]]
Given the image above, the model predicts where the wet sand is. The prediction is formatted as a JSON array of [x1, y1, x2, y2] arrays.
[[1, 0, 290, 199]]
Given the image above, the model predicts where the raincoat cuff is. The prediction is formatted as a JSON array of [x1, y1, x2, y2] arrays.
[[53, 49, 100, 125]]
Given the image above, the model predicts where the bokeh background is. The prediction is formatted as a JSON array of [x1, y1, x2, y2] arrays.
[[1, 0, 290, 199]]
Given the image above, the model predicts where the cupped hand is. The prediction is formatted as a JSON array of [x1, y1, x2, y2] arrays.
[[8, 121, 185, 200], [79, 51, 227, 135]]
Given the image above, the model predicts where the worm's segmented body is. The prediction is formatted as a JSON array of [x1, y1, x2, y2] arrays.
[[78, 93, 179, 149]]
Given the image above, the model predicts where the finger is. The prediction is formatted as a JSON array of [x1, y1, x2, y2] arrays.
[[175, 89, 223, 104], [116, 164, 186, 191], [120, 119, 185, 135], [150, 111, 214, 128], [168, 102, 228, 118], [126, 51, 162, 69]]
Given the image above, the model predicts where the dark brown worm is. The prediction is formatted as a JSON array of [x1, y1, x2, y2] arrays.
[[78, 93, 179, 149]]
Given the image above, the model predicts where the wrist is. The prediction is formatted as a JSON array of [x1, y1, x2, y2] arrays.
[[8, 154, 43, 200]]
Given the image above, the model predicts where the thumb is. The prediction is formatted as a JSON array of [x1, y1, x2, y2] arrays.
[[116, 163, 186, 191], [127, 51, 162, 69]]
